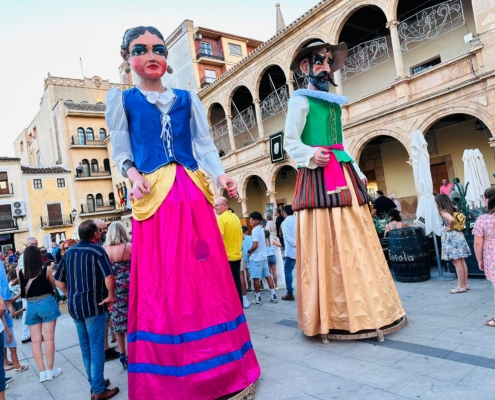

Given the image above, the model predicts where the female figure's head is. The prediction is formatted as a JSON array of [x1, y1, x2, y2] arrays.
[[105, 221, 131, 246], [435, 194, 455, 215], [266, 213, 273, 221], [484, 187, 495, 213], [61, 239, 78, 256], [388, 209, 402, 222], [120, 26, 169, 81], [23, 246, 44, 280], [264, 230, 271, 244]]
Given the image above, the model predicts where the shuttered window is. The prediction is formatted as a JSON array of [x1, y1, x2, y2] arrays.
[[0, 204, 12, 230], [47, 203, 63, 226], [0, 172, 9, 195]]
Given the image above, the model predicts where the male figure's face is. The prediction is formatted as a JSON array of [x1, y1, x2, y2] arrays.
[[442, 179, 448, 186], [250, 218, 260, 228], [300, 48, 334, 92], [95, 221, 107, 242], [27, 239, 38, 247], [214, 201, 227, 215]]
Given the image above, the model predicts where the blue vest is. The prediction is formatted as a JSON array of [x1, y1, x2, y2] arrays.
[[122, 88, 198, 174]]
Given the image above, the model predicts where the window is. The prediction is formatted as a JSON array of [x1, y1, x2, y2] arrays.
[[109, 192, 115, 206], [91, 159, 99, 172], [77, 127, 85, 144], [33, 179, 43, 189], [57, 178, 65, 188], [86, 128, 94, 141], [32, 127, 37, 138], [200, 42, 212, 55], [87, 194, 95, 213], [99, 128, 106, 140], [96, 194, 103, 207], [47, 203, 63, 226], [37, 151, 41, 166], [0, 172, 9, 195], [412, 57, 441, 75], [0, 204, 12, 230], [20, 141, 24, 152], [205, 69, 216, 84], [103, 159, 110, 172], [228, 43, 242, 56], [81, 159, 90, 177]]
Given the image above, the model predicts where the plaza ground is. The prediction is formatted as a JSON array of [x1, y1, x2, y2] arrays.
[[7, 268, 495, 400]]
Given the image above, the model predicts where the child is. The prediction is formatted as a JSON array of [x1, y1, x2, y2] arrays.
[[3, 304, 28, 373], [265, 230, 281, 289], [435, 194, 471, 293], [247, 212, 278, 305]]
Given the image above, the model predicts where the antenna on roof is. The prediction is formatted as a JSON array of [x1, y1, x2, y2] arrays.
[[80, 57, 84, 79], [276, 3, 286, 33]]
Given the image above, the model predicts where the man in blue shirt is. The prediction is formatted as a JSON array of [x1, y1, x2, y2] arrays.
[[55, 220, 119, 400], [281, 205, 296, 301]]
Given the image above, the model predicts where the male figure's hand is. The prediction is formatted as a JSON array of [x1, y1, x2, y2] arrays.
[[312, 148, 330, 167]]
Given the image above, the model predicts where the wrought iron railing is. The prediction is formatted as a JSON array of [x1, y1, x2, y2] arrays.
[[210, 120, 231, 155], [196, 48, 224, 61], [80, 202, 116, 215], [200, 76, 216, 88], [75, 167, 111, 178], [40, 214, 73, 228], [293, 73, 308, 90], [398, 0, 465, 53], [232, 107, 256, 136], [0, 218, 17, 231], [71, 136, 106, 146], [260, 86, 289, 120], [341, 37, 390, 81]]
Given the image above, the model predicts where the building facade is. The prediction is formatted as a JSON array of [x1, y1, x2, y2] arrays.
[[197, 0, 495, 217]]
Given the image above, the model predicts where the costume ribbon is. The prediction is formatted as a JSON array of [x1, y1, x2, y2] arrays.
[[313, 144, 348, 194]]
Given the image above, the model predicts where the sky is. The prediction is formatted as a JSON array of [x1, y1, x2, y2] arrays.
[[0, 0, 318, 157]]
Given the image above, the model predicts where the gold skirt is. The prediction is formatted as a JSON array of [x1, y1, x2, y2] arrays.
[[296, 170, 405, 336]]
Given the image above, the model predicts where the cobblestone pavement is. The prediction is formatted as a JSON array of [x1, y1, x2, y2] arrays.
[[7, 268, 495, 399]]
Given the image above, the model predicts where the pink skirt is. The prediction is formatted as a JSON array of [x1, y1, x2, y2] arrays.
[[128, 166, 260, 400]]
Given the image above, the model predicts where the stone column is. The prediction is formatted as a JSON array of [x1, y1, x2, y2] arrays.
[[253, 99, 265, 141], [266, 190, 278, 209], [239, 197, 248, 217], [386, 20, 406, 79], [333, 70, 344, 96], [226, 115, 237, 152], [287, 79, 295, 95]]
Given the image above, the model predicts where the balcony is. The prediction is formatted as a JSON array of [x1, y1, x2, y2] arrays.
[[200, 76, 216, 88], [75, 168, 111, 180], [196, 48, 224, 64], [0, 218, 18, 231], [80, 202, 118, 216], [0, 183, 14, 198], [40, 215, 74, 229], [71, 136, 106, 147]]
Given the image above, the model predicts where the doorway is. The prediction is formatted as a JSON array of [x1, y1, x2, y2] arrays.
[[430, 162, 448, 194]]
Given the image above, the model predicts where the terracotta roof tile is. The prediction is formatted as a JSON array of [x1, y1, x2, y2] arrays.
[[21, 165, 71, 174], [64, 102, 106, 112], [0, 157, 20, 162]]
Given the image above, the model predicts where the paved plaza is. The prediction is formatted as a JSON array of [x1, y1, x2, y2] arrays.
[[6, 268, 495, 399]]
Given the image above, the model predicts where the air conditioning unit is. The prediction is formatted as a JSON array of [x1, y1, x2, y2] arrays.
[[12, 201, 26, 217], [193, 32, 203, 41]]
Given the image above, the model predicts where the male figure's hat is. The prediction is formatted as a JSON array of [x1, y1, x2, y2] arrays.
[[290, 41, 348, 74]]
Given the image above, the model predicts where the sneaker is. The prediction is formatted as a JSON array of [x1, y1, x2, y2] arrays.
[[246, 288, 253, 293], [40, 371, 48, 383], [243, 298, 251, 309], [46, 368, 62, 380], [5, 376, 13, 384], [275, 287, 279, 291], [252, 297, 262, 306], [270, 294, 278, 303]]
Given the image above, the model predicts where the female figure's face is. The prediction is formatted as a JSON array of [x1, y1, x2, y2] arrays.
[[127, 31, 167, 80]]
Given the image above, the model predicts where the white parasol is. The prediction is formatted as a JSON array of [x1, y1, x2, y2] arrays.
[[44, 233, 52, 253], [61, 233, 66, 241], [410, 129, 442, 236], [463, 149, 491, 208]]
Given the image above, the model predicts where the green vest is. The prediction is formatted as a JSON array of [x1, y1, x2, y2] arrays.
[[300, 97, 353, 164]]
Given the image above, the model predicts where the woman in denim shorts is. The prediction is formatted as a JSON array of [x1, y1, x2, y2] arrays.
[[19, 246, 62, 383]]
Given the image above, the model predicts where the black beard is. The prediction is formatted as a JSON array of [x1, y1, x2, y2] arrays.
[[101, 233, 106, 242], [307, 60, 337, 92]]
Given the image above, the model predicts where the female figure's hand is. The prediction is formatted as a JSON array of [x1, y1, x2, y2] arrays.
[[127, 167, 151, 200], [218, 175, 238, 198]]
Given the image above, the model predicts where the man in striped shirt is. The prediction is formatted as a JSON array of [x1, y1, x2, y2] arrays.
[[55, 220, 119, 400]]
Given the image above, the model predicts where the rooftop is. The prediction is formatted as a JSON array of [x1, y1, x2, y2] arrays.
[[64, 101, 106, 112], [0, 157, 20, 162], [21, 165, 71, 174], [196, 26, 263, 46]]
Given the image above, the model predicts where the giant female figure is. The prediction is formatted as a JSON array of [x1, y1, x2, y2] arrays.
[[106, 26, 259, 400]]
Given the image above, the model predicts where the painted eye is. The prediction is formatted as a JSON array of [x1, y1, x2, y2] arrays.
[[131, 47, 146, 56], [314, 60, 322, 65]]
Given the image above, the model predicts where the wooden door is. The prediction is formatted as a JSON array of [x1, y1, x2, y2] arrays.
[[47, 203, 63, 226], [430, 162, 448, 194]]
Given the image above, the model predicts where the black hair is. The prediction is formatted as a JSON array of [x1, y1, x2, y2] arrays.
[[376, 190, 384, 196], [79, 220, 98, 241], [283, 205, 293, 216], [249, 211, 263, 221], [242, 226, 248, 234], [23, 246, 44, 280], [121, 26, 167, 57], [388, 209, 402, 222], [228, 208, 235, 214], [485, 187, 495, 214]]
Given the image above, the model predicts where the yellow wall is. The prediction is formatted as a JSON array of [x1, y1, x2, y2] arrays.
[[25, 175, 73, 243], [380, 140, 416, 198], [221, 38, 248, 64]]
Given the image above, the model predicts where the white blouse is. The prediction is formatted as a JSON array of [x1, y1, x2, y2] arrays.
[[284, 94, 366, 180], [105, 87, 225, 186]]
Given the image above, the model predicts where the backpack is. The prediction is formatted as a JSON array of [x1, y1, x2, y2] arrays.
[[453, 212, 466, 231]]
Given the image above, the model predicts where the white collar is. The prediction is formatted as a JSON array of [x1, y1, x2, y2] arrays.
[[292, 89, 348, 106], [138, 87, 174, 105]]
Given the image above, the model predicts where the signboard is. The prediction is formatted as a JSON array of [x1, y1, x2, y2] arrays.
[[270, 131, 285, 163]]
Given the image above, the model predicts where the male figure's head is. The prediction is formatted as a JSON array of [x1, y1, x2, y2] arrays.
[[52, 242, 57, 249], [242, 226, 249, 238], [390, 193, 397, 200], [274, 208, 280, 218], [94, 220, 108, 242], [249, 212, 263, 228], [214, 197, 229, 216], [79, 220, 100, 244], [376, 190, 384, 198], [441, 179, 448, 187], [283, 205, 293, 219], [26, 236, 38, 248]]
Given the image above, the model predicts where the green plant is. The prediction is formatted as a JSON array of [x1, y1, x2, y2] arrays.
[[452, 178, 471, 234]]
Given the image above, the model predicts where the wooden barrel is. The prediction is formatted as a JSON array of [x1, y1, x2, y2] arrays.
[[388, 226, 430, 283]]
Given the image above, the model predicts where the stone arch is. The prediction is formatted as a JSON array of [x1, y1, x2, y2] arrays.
[[207, 102, 226, 124], [388, 0, 399, 21], [238, 172, 270, 199], [254, 63, 288, 100], [417, 105, 495, 138], [227, 83, 256, 116], [266, 159, 297, 191], [328, 1, 391, 44], [350, 127, 411, 162]]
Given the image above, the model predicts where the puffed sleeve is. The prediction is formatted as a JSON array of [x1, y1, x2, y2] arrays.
[[189, 91, 225, 187], [105, 88, 134, 178], [283, 96, 318, 169]]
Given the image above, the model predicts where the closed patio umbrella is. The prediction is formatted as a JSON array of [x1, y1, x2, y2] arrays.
[[463, 149, 491, 208], [44, 233, 52, 253], [410, 129, 443, 274]]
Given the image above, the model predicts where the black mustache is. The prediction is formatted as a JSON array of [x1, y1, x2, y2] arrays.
[[308, 71, 329, 80]]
